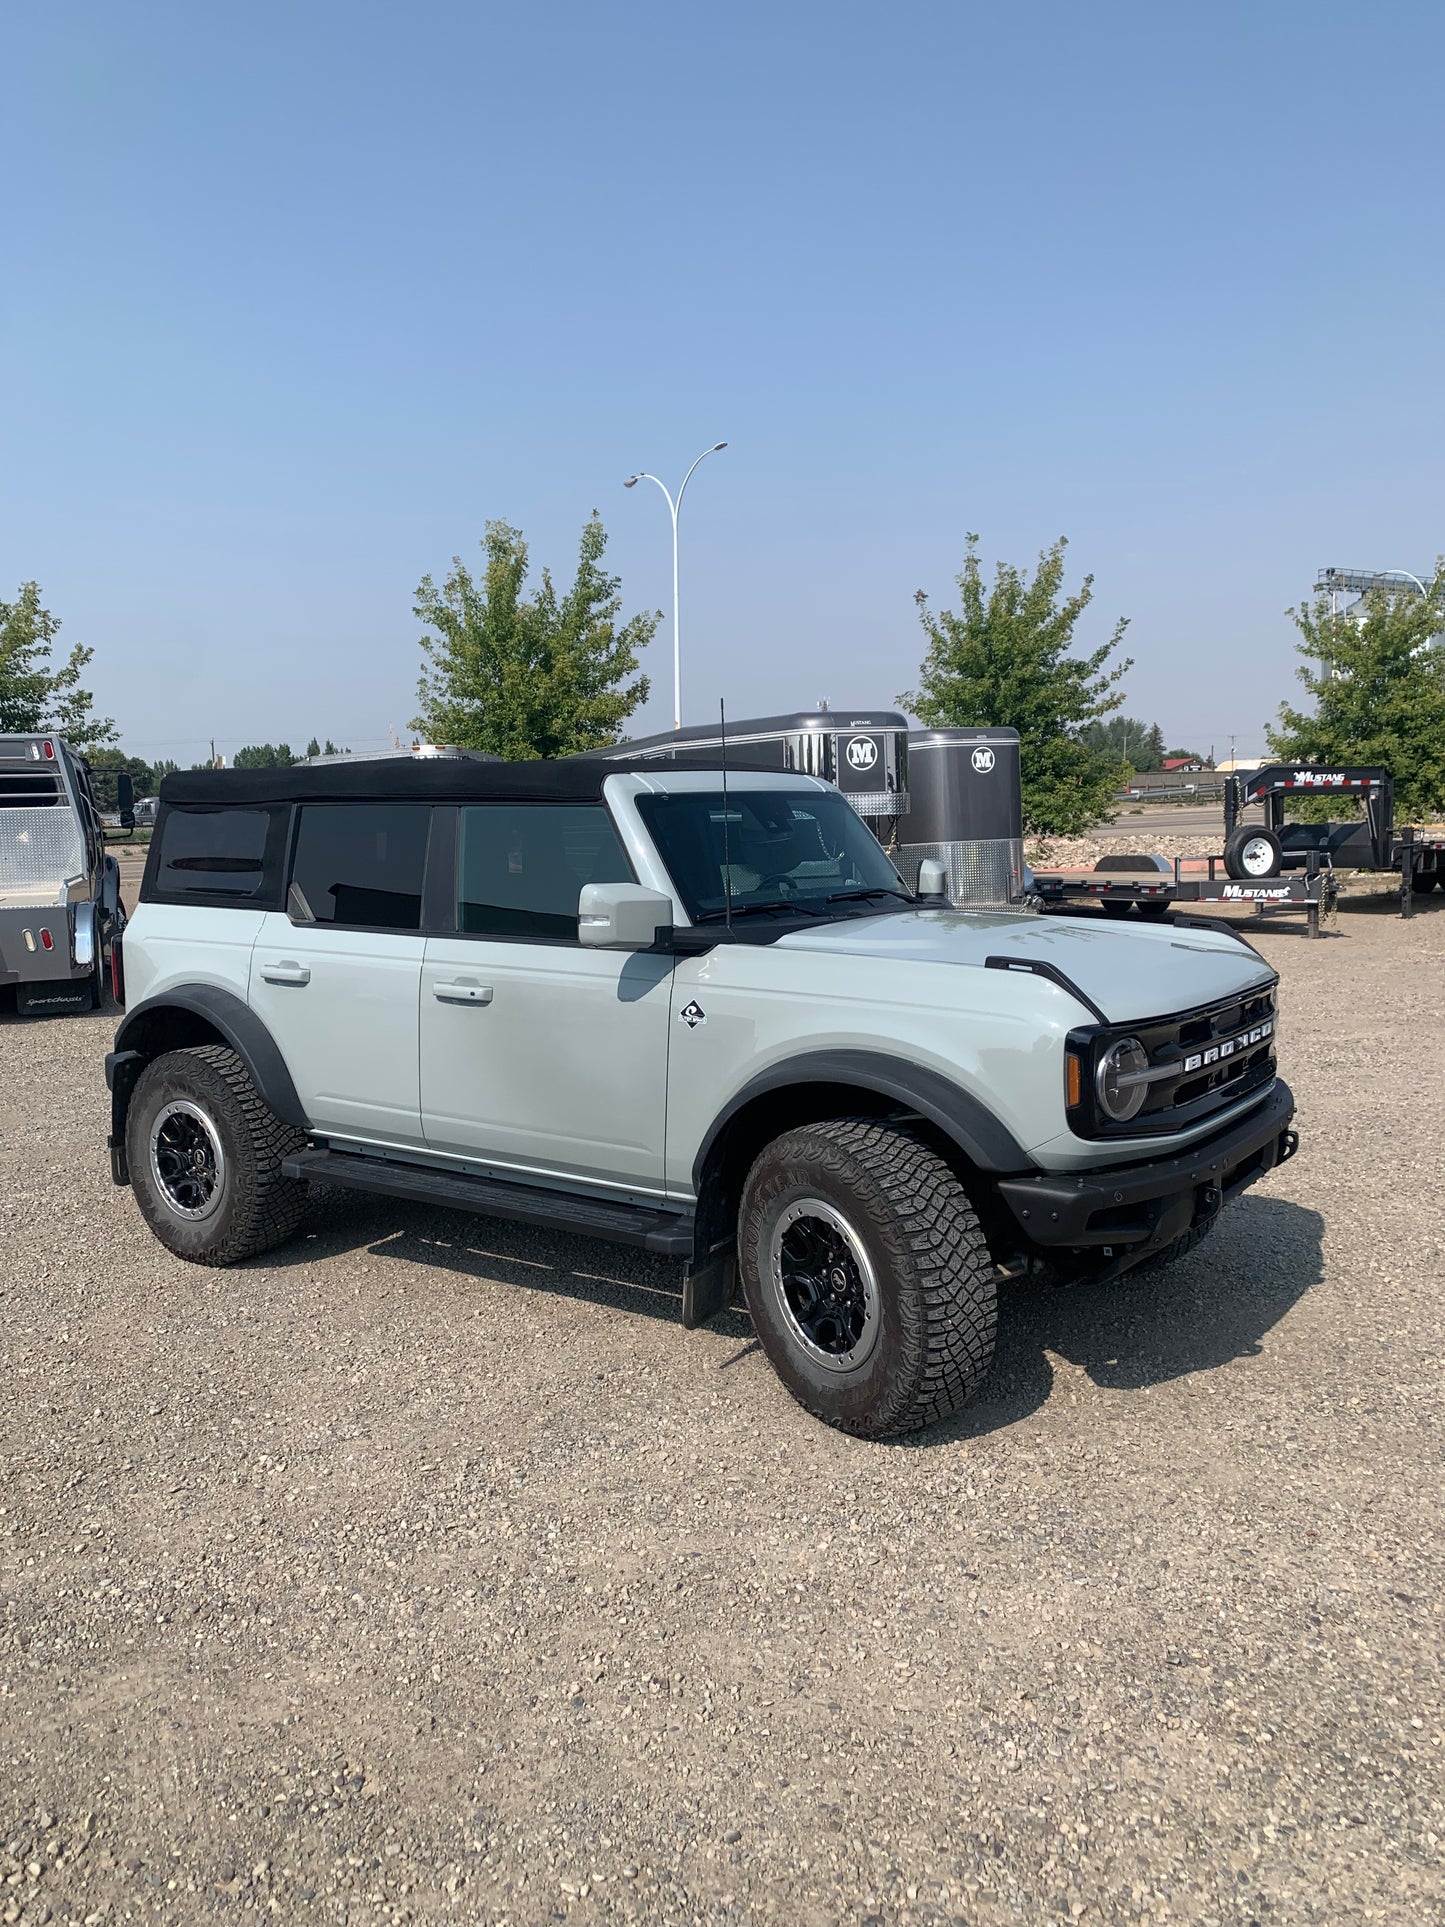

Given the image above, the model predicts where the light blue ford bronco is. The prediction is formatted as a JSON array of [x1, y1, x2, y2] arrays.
[[105, 756, 1296, 1437]]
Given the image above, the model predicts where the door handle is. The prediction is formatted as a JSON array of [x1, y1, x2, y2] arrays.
[[433, 979, 493, 1005], [261, 961, 311, 987]]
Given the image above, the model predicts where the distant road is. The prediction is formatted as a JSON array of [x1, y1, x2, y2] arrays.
[[1097, 801, 1258, 839]]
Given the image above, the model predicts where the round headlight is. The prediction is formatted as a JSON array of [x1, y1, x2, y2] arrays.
[[1096, 1036, 1149, 1122]]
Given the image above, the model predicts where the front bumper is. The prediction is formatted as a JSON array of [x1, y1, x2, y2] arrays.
[[995, 1080, 1297, 1262]]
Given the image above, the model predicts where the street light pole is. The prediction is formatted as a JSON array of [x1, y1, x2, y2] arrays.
[[624, 442, 727, 730]]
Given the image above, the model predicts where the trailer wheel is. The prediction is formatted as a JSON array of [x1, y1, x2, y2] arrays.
[[1412, 869, 1438, 893], [1224, 827, 1283, 880], [738, 1118, 997, 1439]]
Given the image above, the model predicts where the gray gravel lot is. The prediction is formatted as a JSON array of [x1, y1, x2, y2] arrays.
[[2, 892, 1443, 1926]]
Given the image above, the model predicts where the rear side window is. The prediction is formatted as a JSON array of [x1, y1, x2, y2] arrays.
[[290, 804, 430, 931], [457, 804, 633, 940], [150, 807, 277, 901]]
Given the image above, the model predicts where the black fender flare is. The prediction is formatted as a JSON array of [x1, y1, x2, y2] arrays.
[[692, 1049, 1029, 1196], [107, 984, 309, 1180], [680, 1049, 1033, 1321]]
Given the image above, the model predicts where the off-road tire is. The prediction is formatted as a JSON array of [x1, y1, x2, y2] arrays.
[[738, 1118, 997, 1438], [126, 1045, 307, 1266]]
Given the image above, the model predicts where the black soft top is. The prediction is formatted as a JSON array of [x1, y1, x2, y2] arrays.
[[160, 755, 747, 808]]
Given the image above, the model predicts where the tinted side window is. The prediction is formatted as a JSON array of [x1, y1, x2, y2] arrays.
[[458, 805, 633, 940], [152, 808, 274, 900], [291, 805, 430, 931]]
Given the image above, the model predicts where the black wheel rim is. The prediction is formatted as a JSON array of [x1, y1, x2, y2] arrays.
[[149, 1100, 226, 1221], [768, 1198, 880, 1374]]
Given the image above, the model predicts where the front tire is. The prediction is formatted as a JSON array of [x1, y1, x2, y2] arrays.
[[126, 1045, 307, 1265], [738, 1118, 997, 1438]]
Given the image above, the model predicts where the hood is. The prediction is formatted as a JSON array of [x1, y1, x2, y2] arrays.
[[775, 909, 1274, 1024]]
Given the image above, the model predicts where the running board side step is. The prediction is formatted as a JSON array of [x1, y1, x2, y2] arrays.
[[281, 1147, 695, 1258]]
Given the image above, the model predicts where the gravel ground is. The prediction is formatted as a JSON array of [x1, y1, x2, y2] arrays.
[[2, 892, 1443, 1927]]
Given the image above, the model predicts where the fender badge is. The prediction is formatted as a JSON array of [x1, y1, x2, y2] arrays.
[[679, 1000, 707, 1029]]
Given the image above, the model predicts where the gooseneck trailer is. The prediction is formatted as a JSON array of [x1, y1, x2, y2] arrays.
[[1221, 765, 1444, 914]]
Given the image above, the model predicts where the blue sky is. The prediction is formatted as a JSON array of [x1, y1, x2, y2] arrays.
[[3, 1, 1442, 766]]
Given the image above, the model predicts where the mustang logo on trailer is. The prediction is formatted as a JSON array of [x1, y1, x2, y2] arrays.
[[971, 747, 996, 773], [845, 736, 879, 772]]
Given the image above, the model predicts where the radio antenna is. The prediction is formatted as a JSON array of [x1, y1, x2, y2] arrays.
[[719, 698, 734, 934]]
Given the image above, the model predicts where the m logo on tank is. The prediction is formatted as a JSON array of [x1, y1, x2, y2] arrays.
[[971, 747, 995, 773]]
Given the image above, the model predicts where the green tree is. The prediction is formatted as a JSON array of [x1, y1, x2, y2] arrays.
[[1080, 715, 1165, 772], [152, 759, 180, 785], [86, 748, 155, 811], [899, 535, 1132, 834], [233, 743, 296, 769], [305, 737, 321, 759], [1266, 568, 1445, 821], [0, 581, 116, 748], [412, 515, 658, 759]]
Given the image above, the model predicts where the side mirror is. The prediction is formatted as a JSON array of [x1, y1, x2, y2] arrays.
[[916, 858, 949, 901], [116, 773, 135, 832], [578, 882, 674, 949]]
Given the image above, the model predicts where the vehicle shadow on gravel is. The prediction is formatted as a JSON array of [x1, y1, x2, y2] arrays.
[[261, 1183, 755, 1339], [926, 1192, 1325, 1444]]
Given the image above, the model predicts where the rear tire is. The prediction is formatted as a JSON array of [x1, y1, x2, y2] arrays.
[[738, 1118, 997, 1438], [126, 1045, 307, 1265], [1412, 869, 1438, 894]]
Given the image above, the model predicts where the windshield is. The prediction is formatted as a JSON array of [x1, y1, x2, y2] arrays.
[[635, 788, 909, 923]]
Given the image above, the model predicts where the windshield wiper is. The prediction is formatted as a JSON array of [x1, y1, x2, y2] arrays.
[[824, 887, 913, 907], [694, 898, 829, 924]]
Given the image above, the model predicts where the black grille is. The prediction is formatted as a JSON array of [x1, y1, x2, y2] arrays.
[[1072, 981, 1279, 1139]]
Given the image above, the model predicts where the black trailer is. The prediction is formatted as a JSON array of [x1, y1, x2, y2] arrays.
[[603, 709, 910, 827], [1222, 764, 1445, 917], [1032, 852, 1339, 938], [892, 728, 1027, 908]]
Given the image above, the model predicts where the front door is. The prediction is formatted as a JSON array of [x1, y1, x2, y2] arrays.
[[420, 802, 673, 1193], [250, 802, 431, 1145]]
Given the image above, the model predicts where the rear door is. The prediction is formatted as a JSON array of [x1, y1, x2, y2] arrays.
[[419, 802, 673, 1193], [250, 802, 431, 1146]]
